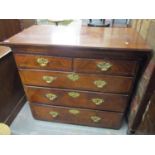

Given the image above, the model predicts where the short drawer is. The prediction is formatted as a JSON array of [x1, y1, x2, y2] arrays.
[[30, 103, 123, 129], [14, 54, 72, 71], [25, 86, 129, 112], [20, 70, 133, 93], [74, 58, 137, 76]]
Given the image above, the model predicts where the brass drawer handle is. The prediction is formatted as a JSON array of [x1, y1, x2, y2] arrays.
[[94, 80, 107, 88], [45, 93, 57, 101], [37, 58, 49, 67], [92, 98, 104, 105], [69, 109, 80, 115], [97, 62, 112, 71], [42, 76, 57, 83], [49, 111, 59, 118], [68, 92, 80, 98], [67, 73, 79, 81], [91, 116, 101, 123]]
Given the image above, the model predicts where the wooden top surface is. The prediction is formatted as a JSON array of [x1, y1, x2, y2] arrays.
[[2, 25, 151, 50], [0, 46, 11, 59]]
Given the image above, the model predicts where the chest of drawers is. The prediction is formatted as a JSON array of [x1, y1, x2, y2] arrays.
[[1, 25, 152, 129]]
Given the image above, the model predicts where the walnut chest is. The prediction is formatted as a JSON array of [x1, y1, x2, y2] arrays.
[[2, 25, 152, 129]]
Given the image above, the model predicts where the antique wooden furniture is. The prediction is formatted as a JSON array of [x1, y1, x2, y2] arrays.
[[127, 20, 155, 134], [88, 19, 110, 27], [0, 20, 26, 126], [0, 19, 36, 42], [0, 20, 22, 42], [0, 46, 26, 125], [136, 92, 155, 134], [1, 25, 152, 129], [128, 59, 155, 134]]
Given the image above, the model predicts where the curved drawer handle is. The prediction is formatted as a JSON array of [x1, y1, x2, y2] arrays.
[[42, 76, 57, 83], [69, 109, 80, 115], [97, 62, 112, 71], [91, 116, 101, 123], [37, 58, 49, 67], [49, 111, 59, 118], [94, 80, 107, 88], [45, 93, 57, 101], [67, 73, 79, 81], [68, 92, 80, 98], [91, 98, 104, 105]]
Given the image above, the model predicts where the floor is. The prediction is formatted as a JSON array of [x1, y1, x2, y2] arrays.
[[10, 102, 128, 135]]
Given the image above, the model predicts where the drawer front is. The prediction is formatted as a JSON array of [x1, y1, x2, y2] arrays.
[[25, 86, 129, 112], [20, 70, 133, 93], [14, 54, 72, 71], [74, 58, 137, 76], [30, 103, 123, 129]]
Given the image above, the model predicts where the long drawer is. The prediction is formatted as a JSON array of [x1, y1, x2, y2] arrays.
[[14, 54, 72, 71], [20, 69, 133, 93], [25, 86, 129, 112], [30, 103, 123, 129], [74, 58, 137, 76]]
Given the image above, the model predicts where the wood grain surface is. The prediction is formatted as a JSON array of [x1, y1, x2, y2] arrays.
[[31, 103, 123, 129], [25, 86, 129, 112]]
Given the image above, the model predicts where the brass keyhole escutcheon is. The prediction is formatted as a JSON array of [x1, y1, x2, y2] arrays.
[[91, 116, 101, 123], [37, 57, 49, 67], [68, 92, 80, 98], [91, 98, 104, 105], [42, 76, 57, 84], [69, 109, 80, 115], [45, 93, 57, 101], [67, 73, 79, 81], [49, 111, 59, 118], [94, 80, 107, 88], [97, 62, 112, 71]]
